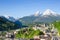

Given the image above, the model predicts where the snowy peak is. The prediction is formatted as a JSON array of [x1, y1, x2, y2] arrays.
[[3, 15, 10, 19], [33, 9, 59, 17], [34, 11, 40, 16], [3, 15, 16, 22], [42, 9, 57, 16]]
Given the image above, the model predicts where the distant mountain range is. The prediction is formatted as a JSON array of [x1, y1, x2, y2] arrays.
[[19, 9, 60, 25], [0, 9, 60, 26], [0, 16, 22, 31]]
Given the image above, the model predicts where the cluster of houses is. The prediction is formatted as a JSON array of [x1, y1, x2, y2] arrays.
[[0, 24, 60, 40], [32, 24, 60, 40]]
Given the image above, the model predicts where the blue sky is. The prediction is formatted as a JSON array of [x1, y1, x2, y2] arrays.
[[0, 0, 60, 18]]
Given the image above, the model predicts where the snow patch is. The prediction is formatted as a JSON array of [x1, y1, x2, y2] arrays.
[[34, 11, 40, 16], [42, 9, 57, 16]]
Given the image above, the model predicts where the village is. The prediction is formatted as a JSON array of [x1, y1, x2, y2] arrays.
[[0, 23, 60, 40]]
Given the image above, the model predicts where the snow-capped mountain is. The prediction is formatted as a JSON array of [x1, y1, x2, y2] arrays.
[[19, 9, 60, 24], [1, 9, 59, 25], [3, 15, 16, 22], [0, 15, 22, 31], [33, 9, 59, 17], [0, 15, 22, 27], [41, 9, 58, 16]]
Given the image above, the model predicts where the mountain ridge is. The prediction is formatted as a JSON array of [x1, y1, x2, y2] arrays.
[[19, 9, 60, 25]]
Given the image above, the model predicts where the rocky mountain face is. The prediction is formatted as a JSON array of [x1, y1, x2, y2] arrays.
[[19, 9, 60, 25]]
